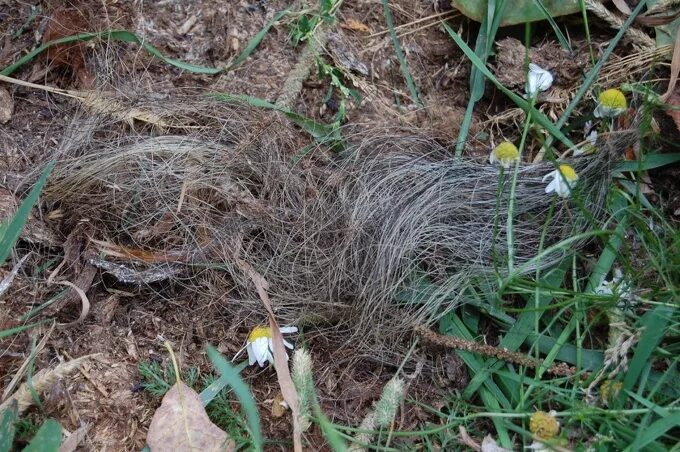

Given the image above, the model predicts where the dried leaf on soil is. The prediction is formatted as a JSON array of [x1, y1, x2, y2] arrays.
[[340, 19, 372, 34], [146, 382, 234, 452]]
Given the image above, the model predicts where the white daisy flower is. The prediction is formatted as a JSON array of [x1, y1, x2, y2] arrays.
[[594, 88, 627, 118], [526, 63, 553, 97], [489, 141, 520, 169], [595, 268, 636, 310], [542, 164, 578, 198], [244, 325, 298, 367]]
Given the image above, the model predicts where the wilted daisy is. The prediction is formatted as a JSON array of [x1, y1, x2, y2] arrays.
[[594, 88, 627, 118], [244, 325, 298, 367], [529, 410, 560, 440], [490, 141, 520, 168], [543, 164, 578, 198], [526, 63, 553, 97], [595, 268, 636, 311]]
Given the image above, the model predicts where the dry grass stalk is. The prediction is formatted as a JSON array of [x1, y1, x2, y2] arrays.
[[416, 325, 586, 379], [0, 354, 99, 415], [585, 0, 656, 50]]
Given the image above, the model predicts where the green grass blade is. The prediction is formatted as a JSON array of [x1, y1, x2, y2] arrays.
[[541, 0, 649, 154], [381, 0, 422, 107], [615, 153, 680, 172], [2, 31, 221, 76], [439, 313, 512, 409], [312, 403, 348, 452], [225, 9, 289, 71], [22, 418, 61, 452], [441, 22, 577, 151], [206, 345, 263, 451], [533, 0, 572, 51], [0, 401, 18, 452], [0, 162, 54, 265], [1, 16, 289, 77], [463, 262, 568, 398], [0, 320, 51, 340], [632, 411, 680, 450], [211, 93, 341, 145], [199, 360, 248, 406], [455, 0, 508, 155], [622, 305, 675, 394]]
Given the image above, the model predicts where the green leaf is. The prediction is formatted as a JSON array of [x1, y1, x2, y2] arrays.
[[615, 153, 680, 172], [455, 0, 508, 155], [0, 401, 18, 452], [451, 0, 581, 26], [22, 419, 61, 452], [206, 345, 263, 452], [0, 162, 54, 266]]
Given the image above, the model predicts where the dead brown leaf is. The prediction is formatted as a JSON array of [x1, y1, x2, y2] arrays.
[[235, 258, 303, 452], [42, 7, 95, 88], [665, 89, 680, 132], [0, 87, 13, 123], [271, 391, 288, 418], [340, 19, 372, 33], [146, 382, 235, 452]]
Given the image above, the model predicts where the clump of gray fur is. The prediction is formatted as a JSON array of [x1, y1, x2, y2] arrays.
[[43, 91, 627, 343]]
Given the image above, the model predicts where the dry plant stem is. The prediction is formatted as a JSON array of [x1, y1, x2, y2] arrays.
[[0, 354, 99, 414], [276, 23, 332, 109], [585, 0, 655, 50], [2, 322, 55, 400], [415, 326, 587, 379]]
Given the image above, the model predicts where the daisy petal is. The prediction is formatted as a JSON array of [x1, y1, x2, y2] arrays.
[[246, 343, 256, 366], [279, 326, 298, 334], [283, 339, 294, 349]]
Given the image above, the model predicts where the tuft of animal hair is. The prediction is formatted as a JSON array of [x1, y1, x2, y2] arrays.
[[43, 90, 635, 349]]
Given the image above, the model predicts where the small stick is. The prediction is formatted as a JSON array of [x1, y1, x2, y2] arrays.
[[415, 325, 588, 380]]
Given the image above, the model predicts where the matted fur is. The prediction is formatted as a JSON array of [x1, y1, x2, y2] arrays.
[[43, 90, 631, 344]]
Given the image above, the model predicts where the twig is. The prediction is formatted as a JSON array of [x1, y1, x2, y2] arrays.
[[415, 325, 588, 380]]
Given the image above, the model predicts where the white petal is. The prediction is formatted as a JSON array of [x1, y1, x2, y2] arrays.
[[593, 104, 605, 118], [587, 130, 598, 145], [283, 339, 294, 349], [246, 343, 257, 366], [489, 152, 497, 164], [252, 338, 269, 367], [542, 170, 557, 183], [545, 178, 558, 194], [526, 64, 553, 95], [557, 179, 571, 197], [279, 326, 298, 334]]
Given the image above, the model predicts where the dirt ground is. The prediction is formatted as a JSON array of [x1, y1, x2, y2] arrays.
[[0, 0, 678, 450]]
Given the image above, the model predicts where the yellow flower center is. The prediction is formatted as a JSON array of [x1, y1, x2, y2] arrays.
[[530, 411, 560, 440], [558, 164, 577, 182], [598, 88, 626, 110], [493, 142, 519, 161], [248, 326, 272, 342]]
